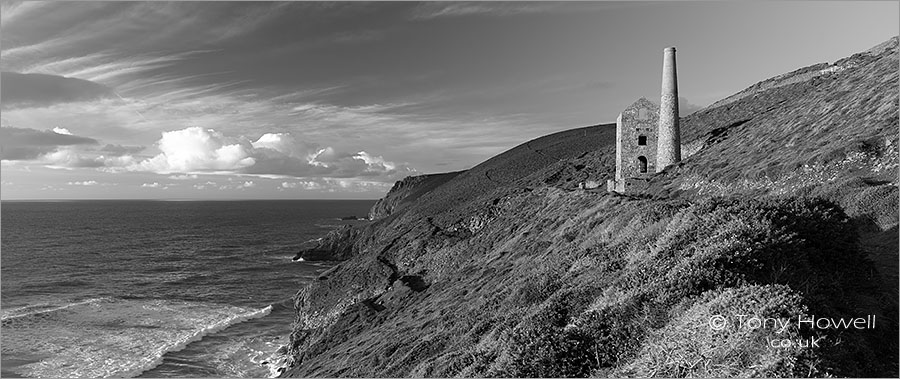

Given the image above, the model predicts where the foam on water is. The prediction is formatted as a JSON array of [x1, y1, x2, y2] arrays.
[[197, 333, 289, 378], [1, 298, 106, 320], [1, 297, 272, 378]]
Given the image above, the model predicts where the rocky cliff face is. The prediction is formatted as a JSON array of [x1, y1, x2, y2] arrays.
[[277, 37, 899, 378], [293, 225, 363, 261]]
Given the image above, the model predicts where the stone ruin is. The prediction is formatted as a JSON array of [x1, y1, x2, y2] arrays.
[[607, 47, 682, 193]]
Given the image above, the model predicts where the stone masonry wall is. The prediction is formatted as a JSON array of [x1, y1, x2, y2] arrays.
[[616, 97, 659, 181]]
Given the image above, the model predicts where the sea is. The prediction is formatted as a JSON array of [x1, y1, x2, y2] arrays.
[[0, 200, 375, 378]]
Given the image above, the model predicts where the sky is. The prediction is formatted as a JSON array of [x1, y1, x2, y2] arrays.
[[1, 1, 897, 200]]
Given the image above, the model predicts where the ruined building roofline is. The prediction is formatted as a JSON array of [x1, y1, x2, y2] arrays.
[[607, 47, 683, 193]]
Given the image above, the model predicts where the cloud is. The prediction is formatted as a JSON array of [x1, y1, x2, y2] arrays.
[[0, 126, 98, 160], [168, 174, 198, 180], [67, 180, 98, 186], [135, 127, 256, 173], [280, 180, 326, 190], [141, 182, 161, 188], [0, 126, 141, 169], [192, 181, 217, 190], [354, 151, 397, 172], [0, 72, 115, 109], [0, 122, 416, 184], [277, 178, 393, 193], [407, 2, 642, 20], [1, 3, 289, 74], [251, 132, 317, 158], [214, 180, 256, 190], [410, 2, 561, 20], [41, 147, 105, 168], [130, 126, 415, 181], [100, 144, 145, 155]]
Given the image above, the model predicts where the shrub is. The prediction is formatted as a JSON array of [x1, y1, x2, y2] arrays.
[[617, 284, 810, 378]]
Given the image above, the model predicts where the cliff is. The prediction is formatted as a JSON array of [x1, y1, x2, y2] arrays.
[[277, 37, 899, 377], [368, 172, 463, 221]]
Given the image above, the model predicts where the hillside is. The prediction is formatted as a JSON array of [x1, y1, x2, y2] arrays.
[[277, 37, 898, 378], [368, 172, 463, 220]]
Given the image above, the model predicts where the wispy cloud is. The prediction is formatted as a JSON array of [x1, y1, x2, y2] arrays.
[[410, 2, 562, 20], [0, 127, 98, 160], [0, 1, 635, 197], [1, 2, 287, 78], [1, 72, 116, 109], [0, 1, 54, 25]]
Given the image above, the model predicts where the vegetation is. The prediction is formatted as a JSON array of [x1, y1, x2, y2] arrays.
[[280, 37, 899, 378]]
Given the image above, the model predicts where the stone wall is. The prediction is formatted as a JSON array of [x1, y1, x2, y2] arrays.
[[615, 97, 659, 181]]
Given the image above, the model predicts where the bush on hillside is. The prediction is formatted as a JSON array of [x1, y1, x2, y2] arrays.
[[487, 195, 888, 378], [616, 284, 810, 378]]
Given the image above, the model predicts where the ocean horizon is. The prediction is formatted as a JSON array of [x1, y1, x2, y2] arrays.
[[1, 199, 376, 378]]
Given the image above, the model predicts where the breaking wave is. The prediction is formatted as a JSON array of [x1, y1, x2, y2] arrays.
[[1, 297, 272, 378]]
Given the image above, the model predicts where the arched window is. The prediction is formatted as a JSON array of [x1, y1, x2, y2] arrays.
[[637, 156, 648, 173], [638, 135, 647, 145]]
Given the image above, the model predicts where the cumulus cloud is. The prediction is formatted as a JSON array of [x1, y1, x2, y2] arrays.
[[130, 126, 415, 181], [193, 181, 217, 190], [67, 180, 98, 186], [134, 127, 256, 173], [1, 123, 414, 188], [251, 132, 316, 157], [216, 181, 256, 190], [354, 151, 396, 171], [280, 180, 323, 190], [42, 147, 105, 168]]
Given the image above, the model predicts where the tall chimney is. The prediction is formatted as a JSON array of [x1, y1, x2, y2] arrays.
[[657, 46, 681, 172]]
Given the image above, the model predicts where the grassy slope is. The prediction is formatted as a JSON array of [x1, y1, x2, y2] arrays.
[[281, 37, 898, 378], [368, 171, 464, 221]]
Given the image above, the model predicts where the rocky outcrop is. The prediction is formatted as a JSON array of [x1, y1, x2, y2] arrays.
[[292, 172, 464, 261], [368, 172, 463, 221], [293, 225, 363, 261]]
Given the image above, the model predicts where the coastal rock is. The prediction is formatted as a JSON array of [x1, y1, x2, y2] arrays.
[[368, 172, 463, 221], [294, 225, 362, 261]]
